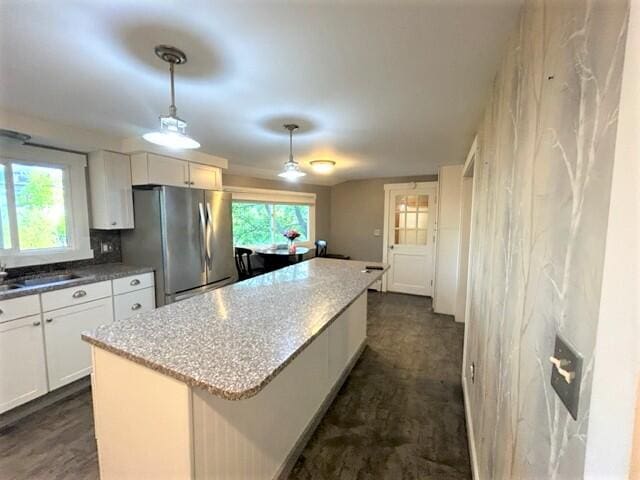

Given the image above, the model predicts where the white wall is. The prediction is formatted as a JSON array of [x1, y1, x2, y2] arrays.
[[584, 0, 640, 476], [433, 164, 463, 316]]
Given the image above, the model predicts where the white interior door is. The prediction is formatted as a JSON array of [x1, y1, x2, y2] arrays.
[[385, 186, 437, 296]]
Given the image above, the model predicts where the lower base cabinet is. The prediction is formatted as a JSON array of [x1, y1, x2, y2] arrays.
[[44, 297, 114, 390], [0, 314, 48, 413]]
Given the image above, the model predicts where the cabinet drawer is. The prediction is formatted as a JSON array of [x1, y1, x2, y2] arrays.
[[114, 287, 155, 321], [41, 281, 112, 312], [112, 272, 154, 295], [0, 295, 41, 323]]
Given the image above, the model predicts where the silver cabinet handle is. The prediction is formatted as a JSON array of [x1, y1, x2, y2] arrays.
[[0, 308, 3, 315], [45, 318, 53, 323], [131, 303, 142, 311], [130, 279, 141, 286], [72, 290, 87, 298], [33, 320, 41, 326]]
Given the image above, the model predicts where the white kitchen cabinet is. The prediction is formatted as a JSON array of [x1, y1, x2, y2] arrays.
[[114, 287, 155, 321], [88, 150, 134, 229], [112, 272, 154, 295], [41, 280, 112, 312], [0, 294, 41, 323], [131, 152, 222, 190], [0, 314, 48, 413], [131, 152, 189, 188], [43, 297, 114, 390], [189, 162, 221, 190]]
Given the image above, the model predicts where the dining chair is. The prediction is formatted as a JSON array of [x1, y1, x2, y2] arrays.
[[314, 240, 351, 260], [234, 247, 265, 280]]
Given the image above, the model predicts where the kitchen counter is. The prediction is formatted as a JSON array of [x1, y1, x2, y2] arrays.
[[82, 258, 386, 401], [86, 257, 387, 479], [0, 263, 154, 301]]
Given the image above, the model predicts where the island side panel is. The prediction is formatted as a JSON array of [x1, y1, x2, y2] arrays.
[[192, 292, 367, 480], [91, 347, 195, 480]]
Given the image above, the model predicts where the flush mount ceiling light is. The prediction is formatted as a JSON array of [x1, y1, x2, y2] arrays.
[[143, 45, 200, 150], [278, 124, 306, 181], [309, 159, 336, 174]]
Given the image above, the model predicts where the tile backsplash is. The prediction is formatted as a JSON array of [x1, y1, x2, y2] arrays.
[[5, 230, 122, 279]]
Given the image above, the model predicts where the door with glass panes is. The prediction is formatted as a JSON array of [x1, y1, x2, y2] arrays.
[[386, 185, 437, 295]]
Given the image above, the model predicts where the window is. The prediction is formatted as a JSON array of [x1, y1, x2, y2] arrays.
[[0, 144, 92, 267], [226, 186, 316, 248], [3, 163, 69, 250], [232, 202, 311, 247]]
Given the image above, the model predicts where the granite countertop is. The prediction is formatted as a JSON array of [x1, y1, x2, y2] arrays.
[[82, 258, 387, 401], [0, 263, 154, 301]]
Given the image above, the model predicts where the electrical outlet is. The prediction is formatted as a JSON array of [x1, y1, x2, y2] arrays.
[[100, 242, 113, 253], [373, 229, 381, 237]]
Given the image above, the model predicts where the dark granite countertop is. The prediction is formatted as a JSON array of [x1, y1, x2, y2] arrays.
[[0, 263, 154, 301], [82, 258, 387, 401]]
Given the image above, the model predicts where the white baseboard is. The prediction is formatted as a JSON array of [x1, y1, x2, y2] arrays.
[[462, 375, 480, 479]]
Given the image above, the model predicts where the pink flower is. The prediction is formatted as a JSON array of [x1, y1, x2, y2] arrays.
[[283, 229, 301, 240]]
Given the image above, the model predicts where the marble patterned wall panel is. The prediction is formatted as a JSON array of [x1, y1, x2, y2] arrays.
[[464, 0, 629, 478]]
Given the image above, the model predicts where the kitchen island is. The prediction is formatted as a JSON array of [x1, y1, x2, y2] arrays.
[[82, 258, 386, 480]]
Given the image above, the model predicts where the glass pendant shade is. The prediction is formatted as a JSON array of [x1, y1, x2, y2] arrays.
[[278, 161, 306, 180], [143, 114, 200, 149]]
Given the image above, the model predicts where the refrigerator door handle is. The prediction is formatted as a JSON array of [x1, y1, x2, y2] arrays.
[[198, 202, 208, 267], [206, 202, 213, 267]]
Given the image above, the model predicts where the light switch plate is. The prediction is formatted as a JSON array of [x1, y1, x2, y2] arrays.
[[550, 334, 583, 420]]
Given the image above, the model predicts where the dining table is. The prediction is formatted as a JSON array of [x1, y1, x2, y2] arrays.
[[254, 246, 311, 272]]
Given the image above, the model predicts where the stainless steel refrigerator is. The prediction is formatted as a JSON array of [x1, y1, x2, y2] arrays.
[[121, 186, 234, 306]]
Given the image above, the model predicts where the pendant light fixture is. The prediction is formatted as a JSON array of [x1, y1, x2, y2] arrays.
[[143, 45, 200, 150], [278, 124, 306, 180]]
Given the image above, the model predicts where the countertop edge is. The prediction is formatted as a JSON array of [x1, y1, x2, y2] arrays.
[[0, 264, 154, 300], [83, 267, 386, 401]]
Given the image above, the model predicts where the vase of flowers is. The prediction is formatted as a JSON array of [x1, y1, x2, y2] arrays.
[[283, 229, 301, 254]]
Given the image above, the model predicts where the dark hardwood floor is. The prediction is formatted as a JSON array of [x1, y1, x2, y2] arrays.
[[0, 292, 470, 480]]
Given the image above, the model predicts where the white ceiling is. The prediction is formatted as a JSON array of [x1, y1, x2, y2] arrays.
[[0, 0, 521, 184]]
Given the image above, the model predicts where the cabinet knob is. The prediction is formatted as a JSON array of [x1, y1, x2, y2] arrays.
[[184, 181, 190, 185], [130, 279, 141, 286], [33, 320, 41, 326], [45, 318, 53, 323], [131, 303, 142, 311], [72, 289, 87, 299], [0, 308, 3, 315], [190, 181, 195, 185], [111, 221, 117, 226]]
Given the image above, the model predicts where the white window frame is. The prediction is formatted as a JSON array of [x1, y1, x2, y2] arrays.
[[0, 143, 93, 267], [224, 186, 316, 249]]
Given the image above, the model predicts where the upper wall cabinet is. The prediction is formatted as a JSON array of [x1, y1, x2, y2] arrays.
[[88, 151, 134, 230], [188, 162, 220, 190], [131, 152, 221, 190]]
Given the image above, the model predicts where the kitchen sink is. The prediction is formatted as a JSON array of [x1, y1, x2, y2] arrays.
[[0, 284, 23, 292], [16, 273, 84, 287]]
